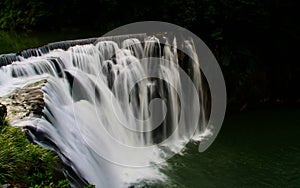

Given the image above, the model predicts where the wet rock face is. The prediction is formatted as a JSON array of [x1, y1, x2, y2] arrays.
[[0, 80, 46, 123], [0, 103, 7, 117]]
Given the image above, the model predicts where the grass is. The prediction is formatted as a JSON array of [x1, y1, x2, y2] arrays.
[[0, 30, 103, 54], [0, 116, 69, 187], [0, 31, 42, 54]]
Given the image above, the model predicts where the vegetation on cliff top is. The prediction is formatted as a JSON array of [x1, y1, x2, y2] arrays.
[[0, 112, 69, 187]]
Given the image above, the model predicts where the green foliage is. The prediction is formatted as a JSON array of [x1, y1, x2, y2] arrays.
[[0, 0, 47, 30], [84, 185, 96, 188], [0, 30, 102, 54], [29, 179, 70, 188], [0, 31, 41, 54], [0, 118, 69, 187]]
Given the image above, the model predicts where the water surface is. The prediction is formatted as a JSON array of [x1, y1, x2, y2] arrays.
[[151, 108, 300, 187]]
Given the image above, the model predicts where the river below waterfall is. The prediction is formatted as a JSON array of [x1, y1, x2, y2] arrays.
[[149, 107, 300, 187]]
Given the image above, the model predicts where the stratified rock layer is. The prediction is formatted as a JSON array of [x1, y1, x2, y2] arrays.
[[0, 79, 46, 123]]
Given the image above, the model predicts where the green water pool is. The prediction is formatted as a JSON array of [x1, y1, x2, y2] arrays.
[[151, 107, 300, 188]]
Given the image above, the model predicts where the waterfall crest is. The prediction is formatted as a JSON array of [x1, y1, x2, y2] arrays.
[[0, 34, 211, 187]]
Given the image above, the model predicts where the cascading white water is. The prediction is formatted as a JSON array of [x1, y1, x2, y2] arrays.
[[0, 35, 211, 187]]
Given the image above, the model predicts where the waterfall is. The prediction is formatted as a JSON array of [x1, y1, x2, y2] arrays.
[[0, 34, 211, 187]]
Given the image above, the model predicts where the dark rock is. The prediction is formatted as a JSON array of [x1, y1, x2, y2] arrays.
[[0, 103, 7, 117]]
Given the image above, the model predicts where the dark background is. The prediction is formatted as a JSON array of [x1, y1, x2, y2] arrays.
[[1, 0, 299, 111]]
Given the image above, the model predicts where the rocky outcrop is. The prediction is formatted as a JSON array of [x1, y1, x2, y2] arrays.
[[0, 79, 46, 124]]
